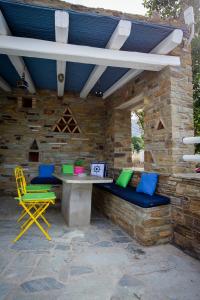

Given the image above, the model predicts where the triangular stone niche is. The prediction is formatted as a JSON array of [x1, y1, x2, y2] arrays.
[[30, 139, 39, 150], [29, 139, 39, 162], [144, 150, 155, 163], [156, 119, 165, 130], [53, 107, 81, 134]]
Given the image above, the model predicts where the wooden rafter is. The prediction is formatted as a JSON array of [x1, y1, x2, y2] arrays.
[[0, 35, 180, 72]]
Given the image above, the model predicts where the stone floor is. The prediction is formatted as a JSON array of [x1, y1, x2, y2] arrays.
[[0, 195, 200, 300]]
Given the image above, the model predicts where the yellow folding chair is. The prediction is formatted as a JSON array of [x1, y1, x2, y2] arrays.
[[14, 166, 52, 193], [14, 166, 53, 226], [14, 167, 56, 242]]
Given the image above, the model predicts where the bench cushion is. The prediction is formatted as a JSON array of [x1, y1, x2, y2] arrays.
[[21, 192, 56, 202], [31, 176, 62, 185], [26, 184, 52, 192], [95, 183, 170, 208]]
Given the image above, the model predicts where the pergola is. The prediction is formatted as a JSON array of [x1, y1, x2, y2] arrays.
[[0, 0, 183, 98]]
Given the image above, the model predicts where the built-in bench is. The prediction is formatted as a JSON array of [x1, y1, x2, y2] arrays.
[[93, 182, 172, 246], [31, 176, 62, 185]]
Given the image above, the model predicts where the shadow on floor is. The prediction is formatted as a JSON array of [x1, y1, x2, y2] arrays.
[[0, 195, 200, 300]]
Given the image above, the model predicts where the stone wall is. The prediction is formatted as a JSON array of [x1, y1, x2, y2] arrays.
[[127, 171, 200, 259], [105, 44, 194, 174], [102, 41, 199, 258], [0, 91, 106, 194], [93, 186, 172, 246], [104, 107, 132, 177]]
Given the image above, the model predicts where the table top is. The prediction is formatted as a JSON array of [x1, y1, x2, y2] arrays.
[[53, 173, 113, 184]]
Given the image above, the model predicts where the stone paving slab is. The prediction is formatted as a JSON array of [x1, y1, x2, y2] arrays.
[[0, 195, 200, 300]]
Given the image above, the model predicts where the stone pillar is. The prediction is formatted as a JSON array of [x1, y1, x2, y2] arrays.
[[144, 45, 194, 174], [104, 107, 132, 177]]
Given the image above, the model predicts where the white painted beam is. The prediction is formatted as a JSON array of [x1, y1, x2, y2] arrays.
[[183, 136, 200, 144], [55, 10, 69, 97], [0, 10, 36, 94], [103, 29, 183, 99], [0, 35, 180, 71], [80, 20, 131, 98], [0, 76, 11, 92], [9, 56, 35, 93], [183, 155, 200, 162]]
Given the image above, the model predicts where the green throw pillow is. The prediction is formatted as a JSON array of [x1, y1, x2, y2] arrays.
[[116, 169, 133, 188], [62, 164, 74, 175]]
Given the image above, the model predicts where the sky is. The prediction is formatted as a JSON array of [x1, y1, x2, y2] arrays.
[[62, 0, 146, 15]]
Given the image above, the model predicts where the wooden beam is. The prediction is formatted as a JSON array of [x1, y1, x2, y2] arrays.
[[0, 10, 36, 94], [116, 92, 144, 110], [55, 10, 69, 97], [0, 35, 180, 72], [103, 29, 183, 99], [0, 76, 11, 92], [80, 20, 131, 98]]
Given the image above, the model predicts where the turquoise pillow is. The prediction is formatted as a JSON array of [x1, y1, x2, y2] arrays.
[[116, 169, 133, 188], [136, 172, 158, 196]]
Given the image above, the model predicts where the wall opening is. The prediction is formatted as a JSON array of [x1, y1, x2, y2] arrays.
[[22, 97, 32, 108], [131, 110, 144, 169], [29, 139, 39, 162]]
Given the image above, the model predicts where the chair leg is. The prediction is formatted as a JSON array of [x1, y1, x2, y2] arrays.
[[20, 205, 44, 229], [33, 204, 51, 228], [17, 204, 35, 222], [14, 202, 51, 242], [19, 204, 51, 228]]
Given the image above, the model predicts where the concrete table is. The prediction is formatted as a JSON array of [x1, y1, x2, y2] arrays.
[[53, 174, 113, 227]]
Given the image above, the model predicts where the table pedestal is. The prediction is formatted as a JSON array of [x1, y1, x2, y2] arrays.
[[61, 182, 92, 227]]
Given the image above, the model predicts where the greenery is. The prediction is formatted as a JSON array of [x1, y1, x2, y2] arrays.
[[135, 110, 144, 131], [143, 0, 181, 18], [143, 0, 200, 153], [74, 159, 85, 166], [132, 136, 144, 153], [192, 36, 200, 152]]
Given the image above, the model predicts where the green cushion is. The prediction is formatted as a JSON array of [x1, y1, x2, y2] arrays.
[[21, 192, 56, 201], [26, 184, 52, 192], [116, 169, 133, 188], [62, 164, 74, 175]]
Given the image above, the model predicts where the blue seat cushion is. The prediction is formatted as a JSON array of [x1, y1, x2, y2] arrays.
[[95, 183, 170, 208], [31, 176, 62, 185], [39, 164, 54, 178]]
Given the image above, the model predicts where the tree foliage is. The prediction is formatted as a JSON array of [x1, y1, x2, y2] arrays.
[[192, 36, 200, 152], [135, 110, 144, 131], [132, 136, 144, 153], [143, 0, 181, 18], [143, 0, 200, 152]]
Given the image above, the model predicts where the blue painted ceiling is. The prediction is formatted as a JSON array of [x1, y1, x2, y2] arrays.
[[0, 0, 180, 94]]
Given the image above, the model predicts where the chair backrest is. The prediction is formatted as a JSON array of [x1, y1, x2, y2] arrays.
[[14, 166, 27, 198]]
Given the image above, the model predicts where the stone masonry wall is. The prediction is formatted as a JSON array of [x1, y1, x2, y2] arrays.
[[102, 41, 199, 258], [93, 186, 172, 246], [104, 106, 132, 177], [0, 91, 106, 194], [129, 171, 200, 259], [104, 44, 194, 174]]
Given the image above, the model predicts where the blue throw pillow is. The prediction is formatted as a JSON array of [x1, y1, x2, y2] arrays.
[[136, 172, 158, 196], [39, 164, 54, 178]]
